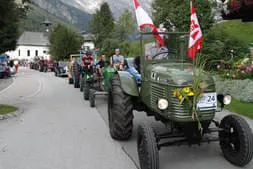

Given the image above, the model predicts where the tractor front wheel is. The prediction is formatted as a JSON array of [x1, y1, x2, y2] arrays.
[[108, 74, 133, 140], [219, 114, 253, 166], [137, 123, 159, 169]]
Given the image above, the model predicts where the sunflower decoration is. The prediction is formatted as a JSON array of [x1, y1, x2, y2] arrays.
[[173, 87, 194, 104]]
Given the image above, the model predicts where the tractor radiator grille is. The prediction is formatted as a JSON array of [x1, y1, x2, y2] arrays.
[[151, 85, 166, 110], [169, 88, 192, 114]]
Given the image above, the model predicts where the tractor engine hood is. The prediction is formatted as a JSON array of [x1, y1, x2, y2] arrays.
[[149, 63, 214, 86]]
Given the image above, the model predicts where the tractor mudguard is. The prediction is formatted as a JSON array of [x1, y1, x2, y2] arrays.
[[117, 71, 139, 97]]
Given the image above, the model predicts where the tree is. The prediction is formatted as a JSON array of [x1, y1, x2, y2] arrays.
[[101, 38, 120, 57], [0, 0, 30, 54], [89, 2, 114, 49], [49, 24, 84, 61], [152, 0, 215, 33], [116, 9, 135, 41]]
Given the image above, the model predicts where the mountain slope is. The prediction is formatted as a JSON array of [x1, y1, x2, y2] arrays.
[[31, 0, 91, 31], [60, 0, 153, 18], [20, 3, 76, 32]]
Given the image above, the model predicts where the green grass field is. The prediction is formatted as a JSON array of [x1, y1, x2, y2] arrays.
[[0, 105, 18, 115], [226, 99, 253, 119], [214, 20, 253, 45]]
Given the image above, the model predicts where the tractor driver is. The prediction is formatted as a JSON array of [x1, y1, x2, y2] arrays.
[[110, 48, 124, 70], [82, 51, 94, 74], [147, 39, 168, 60], [97, 55, 109, 74]]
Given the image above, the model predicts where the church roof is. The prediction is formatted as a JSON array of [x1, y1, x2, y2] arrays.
[[18, 31, 49, 47]]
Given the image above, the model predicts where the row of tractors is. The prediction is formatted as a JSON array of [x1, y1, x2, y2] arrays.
[[30, 56, 54, 72], [61, 32, 252, 169]]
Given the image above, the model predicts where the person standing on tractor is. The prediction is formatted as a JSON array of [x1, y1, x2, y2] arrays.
[[82, 51, 93, 74], [97, 55, 109, 74], [110, 48, 124, 70]]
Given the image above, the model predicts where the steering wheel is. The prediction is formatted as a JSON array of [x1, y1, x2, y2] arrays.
[[152, 51, 170, 60]]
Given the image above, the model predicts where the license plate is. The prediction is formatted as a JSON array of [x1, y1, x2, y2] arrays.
[[197, 92, 217, 110]]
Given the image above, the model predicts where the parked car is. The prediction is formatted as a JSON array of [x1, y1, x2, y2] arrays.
[[54, 61, 68, 77], [0, 61, 11, 78]]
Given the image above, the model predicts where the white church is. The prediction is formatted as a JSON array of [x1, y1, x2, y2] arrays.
[[6, 31, 50, 61]]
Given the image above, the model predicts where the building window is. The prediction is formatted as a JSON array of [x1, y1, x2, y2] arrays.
[[35, 50, 38, 56], [43, 50, 47, 54], [18, 50, 20, 56], [27, 50, 30, 57]]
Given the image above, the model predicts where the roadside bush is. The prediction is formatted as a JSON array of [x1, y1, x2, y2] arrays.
[[202, 28, 248, 71], [216, 60, 253, 79], [216, 79, 253, 102]]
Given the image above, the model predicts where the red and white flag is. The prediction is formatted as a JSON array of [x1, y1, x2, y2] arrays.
[[188, 1, 203, 59], [133, 0, 164, 46]]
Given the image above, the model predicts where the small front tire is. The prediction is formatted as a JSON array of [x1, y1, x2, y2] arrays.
[[219, 114, 253, 166], [137, 123, 159, 169]]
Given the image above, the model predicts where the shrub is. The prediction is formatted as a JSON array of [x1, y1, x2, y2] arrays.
[[216, 79, 253, 102], [202, 28, 248, 71]]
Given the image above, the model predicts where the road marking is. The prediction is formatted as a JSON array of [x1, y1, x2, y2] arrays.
[[22, 79, 43, 99], [0, 78, 15, 95]]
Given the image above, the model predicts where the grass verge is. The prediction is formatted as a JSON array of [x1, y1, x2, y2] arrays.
[[0, 104, 18, 115], [226, 99, 253, 119]]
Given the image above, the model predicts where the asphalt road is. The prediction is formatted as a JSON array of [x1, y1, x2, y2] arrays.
[[0, 67, 252, 169], [0, 77, 13, 92], [0, 68, 136, 169]]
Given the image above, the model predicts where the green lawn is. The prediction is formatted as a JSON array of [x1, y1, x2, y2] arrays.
[[226, 99, 253, 119], [0, 104, 18, 115], [214, 20, 253, 45]]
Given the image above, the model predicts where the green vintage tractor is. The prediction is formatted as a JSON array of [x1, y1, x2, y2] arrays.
[[107, 32, 253, 169], [88, 66, 117, 107]]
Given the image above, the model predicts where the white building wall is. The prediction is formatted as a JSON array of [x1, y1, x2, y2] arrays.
[[82, 42, 95, 50], [6, 45, 49, 61]]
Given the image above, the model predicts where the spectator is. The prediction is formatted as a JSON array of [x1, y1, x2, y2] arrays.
[[14, 60, 19, 72]]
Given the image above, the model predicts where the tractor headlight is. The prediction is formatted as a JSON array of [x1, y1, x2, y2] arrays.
[[158, 99, 168, 110], [223, 95, 231, 105]]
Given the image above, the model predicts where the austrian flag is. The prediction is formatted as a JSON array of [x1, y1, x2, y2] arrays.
[[188, 1, 203, 59], [133, 0, 164, 46]]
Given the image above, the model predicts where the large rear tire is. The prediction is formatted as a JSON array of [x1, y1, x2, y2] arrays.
[[219, 114, 253, 166], [137, 123, 159, 169], [89, 89, 96, 107], [83, 81, 90, 100], [108, 74, 133, 140], [68, 78, 73, 84], [80, 78, 84, 92]]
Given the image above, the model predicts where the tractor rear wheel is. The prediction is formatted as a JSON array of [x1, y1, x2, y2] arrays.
[[68, 78, 73, 84], [83, 81, 90, 100], [219, 114, 253, 166], [108, 74, 133, 140], [80, 78, 84, 92], [89, 89, 96, 107], [137, 123, 159, 169]]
